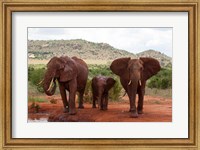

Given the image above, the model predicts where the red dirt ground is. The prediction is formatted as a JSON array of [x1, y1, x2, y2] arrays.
[[28, 95, 172, 122]]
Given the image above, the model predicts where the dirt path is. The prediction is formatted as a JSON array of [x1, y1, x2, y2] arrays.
[[28, 95, 172, 122]]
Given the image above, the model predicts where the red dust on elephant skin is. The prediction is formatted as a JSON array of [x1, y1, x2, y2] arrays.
[[28, 95, 172, 122]]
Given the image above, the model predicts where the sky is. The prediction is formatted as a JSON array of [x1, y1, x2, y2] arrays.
[[28, 28, 172, 57]]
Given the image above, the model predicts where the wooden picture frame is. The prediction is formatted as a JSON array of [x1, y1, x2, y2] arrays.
[[0, 0, 199, 149]]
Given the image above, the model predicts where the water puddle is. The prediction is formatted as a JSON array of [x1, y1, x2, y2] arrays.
[[28, 118, 48, 122], [28, 113, 49, 122]]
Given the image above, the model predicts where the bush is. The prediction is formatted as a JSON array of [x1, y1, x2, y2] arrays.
[[28, 66, 46, 93], [88, 64, 113, 78], [29, 67, 46, 85], [109, 78, 122, 101], [147, 68, 172, 89], [83, 79, 93, 103]]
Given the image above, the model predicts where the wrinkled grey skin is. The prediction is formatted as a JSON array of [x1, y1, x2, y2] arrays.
[[91, 76, 116, 110]]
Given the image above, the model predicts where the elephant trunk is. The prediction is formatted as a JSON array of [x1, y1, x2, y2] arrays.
[[97, 90, 104, 110], [128, 69, 142, 86], [43, 71, 57, 96]]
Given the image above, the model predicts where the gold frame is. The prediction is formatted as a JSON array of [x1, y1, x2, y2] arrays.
[[0, 0, 199, 149]]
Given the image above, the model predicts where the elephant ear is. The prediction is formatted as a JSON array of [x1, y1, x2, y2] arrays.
[[140, 57, 161, 80], [59, 58, 78, 82], [110, 57, 131, 76], [105, 78, 116, 91]]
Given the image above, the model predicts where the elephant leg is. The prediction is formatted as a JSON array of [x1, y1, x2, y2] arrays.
[[127, 85, 138, 118], [98, 96, 103, 110], [68, 79, 77, 115], [78, 90, 84, 109], [137, 88, 145, 114], [58, 83, 69, 113], [92, 93, 97, 108], [100, 97, 104, 110], [103, 93, 108, 110]]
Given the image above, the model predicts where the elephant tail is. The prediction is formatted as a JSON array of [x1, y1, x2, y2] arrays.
[[122, 91, 127, 97]]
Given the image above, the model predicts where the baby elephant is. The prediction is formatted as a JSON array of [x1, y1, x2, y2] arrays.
[[92, 76, 116, 110]]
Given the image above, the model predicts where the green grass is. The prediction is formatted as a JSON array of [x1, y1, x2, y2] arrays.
[[28, 96, 47, 103]]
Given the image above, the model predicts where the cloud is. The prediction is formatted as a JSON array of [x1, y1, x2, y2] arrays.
[[28, 28, 172, 56]]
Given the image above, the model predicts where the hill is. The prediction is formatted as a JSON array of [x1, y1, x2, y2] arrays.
[[136, 50, 172, 67], [28, 39, 136, 60], [28, 39, 171, 67]]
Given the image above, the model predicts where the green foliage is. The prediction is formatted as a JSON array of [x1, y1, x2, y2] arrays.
[[83, 79, 92, 103], [28, 66, 46, 93], [28, 67, 46, 85], [147, 68, 172, 89], [88, 64, 113, 78], [109, 78, 123, 101]]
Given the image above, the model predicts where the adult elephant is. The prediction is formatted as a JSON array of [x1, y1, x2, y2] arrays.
[[41, 56, 88, 115], [91, 76, 116, 110], [110, 57, 161, 118]]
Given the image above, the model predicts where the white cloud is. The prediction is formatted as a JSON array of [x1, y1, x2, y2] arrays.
[[28, 28, 172, 56]]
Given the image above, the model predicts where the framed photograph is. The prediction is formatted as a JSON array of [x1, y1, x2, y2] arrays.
[[0, 0, 199, 149]]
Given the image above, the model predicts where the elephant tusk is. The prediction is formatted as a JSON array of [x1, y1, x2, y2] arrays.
[[128, 80, 132, 85], [47, 78, 54, 91], [37, 79, 44, 86], [139, 80, 142, 86]]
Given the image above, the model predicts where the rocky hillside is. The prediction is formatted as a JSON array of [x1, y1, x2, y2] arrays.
[[28, 39, 171, 67], [136, 50, 172, 67], [28, 39, 136, 60]]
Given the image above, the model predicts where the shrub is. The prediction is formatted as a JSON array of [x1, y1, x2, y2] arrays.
[[88, 64, 113, 78], [83, 79, 92, 103], [29, 67, 46, 85], [109, 78, 123, 101], [28, 66, 46, 93], [147, 68, 172, 89]]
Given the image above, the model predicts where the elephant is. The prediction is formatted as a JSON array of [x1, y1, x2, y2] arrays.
[[91, 76, 116, 110], [110, 57, 161, 118], [40, 56, 88, 115]]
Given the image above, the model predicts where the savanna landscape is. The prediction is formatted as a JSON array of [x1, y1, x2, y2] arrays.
[[28, 39, 172, 122]]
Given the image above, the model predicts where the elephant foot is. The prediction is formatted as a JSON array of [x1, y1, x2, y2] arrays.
[[130, 111, 138, 118], [103, 107, 108, 110], [63, 107, 69, 113], [78, 105, 84, 109], [138, 109, 143, 114], [69, 109, 76, 115]]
